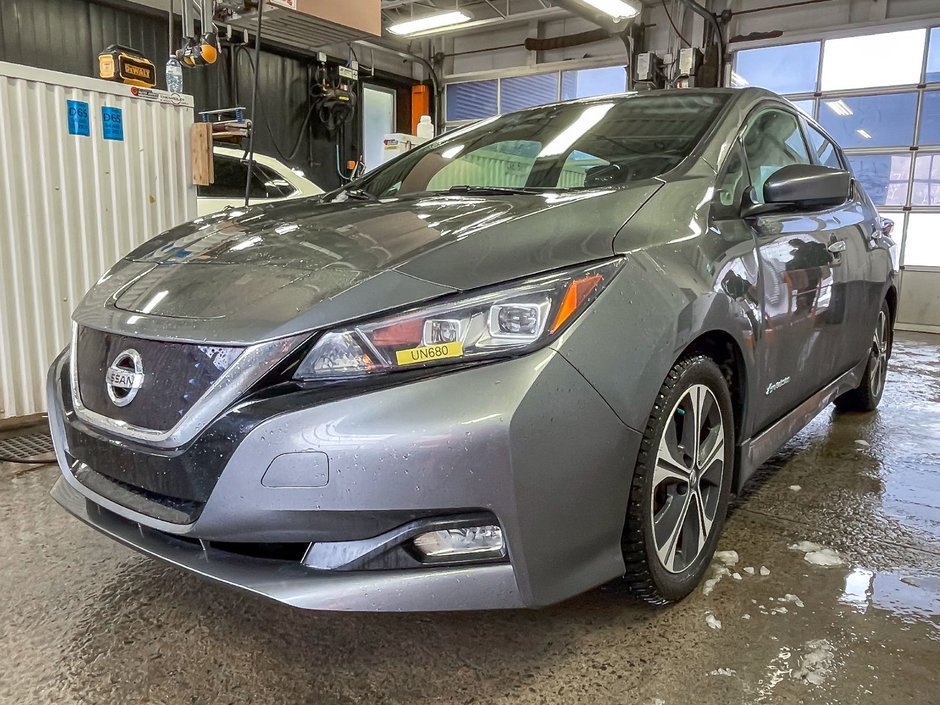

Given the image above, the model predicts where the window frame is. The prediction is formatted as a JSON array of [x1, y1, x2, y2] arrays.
[[801, 118, 847, 170], [739, 104, 814, 204]]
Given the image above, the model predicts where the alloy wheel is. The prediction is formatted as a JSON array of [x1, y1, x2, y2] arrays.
[[651, 384, 725, 574], [870, 310, 889, 398]]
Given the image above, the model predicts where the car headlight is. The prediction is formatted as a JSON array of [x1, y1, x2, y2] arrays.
[[293, 259, 623, 381]]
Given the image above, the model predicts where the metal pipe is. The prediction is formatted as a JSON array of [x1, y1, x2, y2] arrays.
[[168, 0, 174, 55], [244, 0, 265, 207], [677, 0, 724, 86], [732, 0, 835, 16], [355, 40, 444, 132]]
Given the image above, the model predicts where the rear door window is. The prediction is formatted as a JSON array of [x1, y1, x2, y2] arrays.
[[198, 156, 295, 199]]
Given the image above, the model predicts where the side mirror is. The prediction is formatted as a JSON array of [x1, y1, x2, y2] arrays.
[[742, 164, 851, 217]]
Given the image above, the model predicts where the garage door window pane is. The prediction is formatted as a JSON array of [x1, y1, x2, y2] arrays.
[[911, 153, 940, 205], [446, 81, 498, 122], [919, 90, 940, 145], [561, 66, 626, 100], [499, 73, 559, 113], [927, 27, 940, 83], [821, 29, 926, 90], [847, 154, 911, 207], [819, 93, 917, 148], [903, 213, 940, 267], [732, 42, 820, 94]]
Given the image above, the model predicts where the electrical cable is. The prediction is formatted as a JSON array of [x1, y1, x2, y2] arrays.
[[243, 0, 264, 207], [236, 45, 315, 163], [0, 453, 53, 465], [662, 0, 691, 48]]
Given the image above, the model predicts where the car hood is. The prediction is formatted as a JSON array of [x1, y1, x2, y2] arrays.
[[73, 185, 660, 345]]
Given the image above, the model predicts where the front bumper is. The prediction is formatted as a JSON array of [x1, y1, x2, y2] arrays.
[[49, 346, 641, 610]]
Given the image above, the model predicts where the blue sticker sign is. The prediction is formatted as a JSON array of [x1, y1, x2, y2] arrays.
[[66, 100, 90, 136], [101, 106, 124, 141]]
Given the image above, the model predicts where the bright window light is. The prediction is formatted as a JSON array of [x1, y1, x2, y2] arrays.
[[730, 71, 749, 87], [539, 103, 615, 157], [825, 99, 853, 117], [821, 29, 926, 91], [580, 0, 639, 20], [387, 11, 471, 36]]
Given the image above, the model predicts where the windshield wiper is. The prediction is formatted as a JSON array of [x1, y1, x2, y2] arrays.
[[446, 185, 550, 196], [336, 188, 380, 202]]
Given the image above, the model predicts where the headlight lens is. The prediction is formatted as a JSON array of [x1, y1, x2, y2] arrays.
[[294, 259, 622, 381]]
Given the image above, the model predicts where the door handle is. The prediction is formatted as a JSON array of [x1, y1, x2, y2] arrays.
[[828, 240, 847, 253]]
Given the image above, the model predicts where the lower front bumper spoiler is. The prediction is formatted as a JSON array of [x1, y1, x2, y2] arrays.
[[51, 478, 524, 611]]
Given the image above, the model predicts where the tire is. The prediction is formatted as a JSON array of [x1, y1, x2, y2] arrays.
[[620, 355, 735, 604], [834, 301, 891, 413]]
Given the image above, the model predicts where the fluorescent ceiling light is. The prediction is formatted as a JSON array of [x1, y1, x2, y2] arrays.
[[580, 0, 639, 20], [388, 11, 472, 36], [825, 99, 853, 117], [539, 103, 615, 158], [856, 129, 872, 139]]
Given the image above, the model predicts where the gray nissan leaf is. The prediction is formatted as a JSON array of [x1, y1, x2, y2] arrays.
[[48, 88, 897, 610]]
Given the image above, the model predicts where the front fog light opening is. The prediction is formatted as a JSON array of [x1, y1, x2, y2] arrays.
[[412, 525, 505, 562]]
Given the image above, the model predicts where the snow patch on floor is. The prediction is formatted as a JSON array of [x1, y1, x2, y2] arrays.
[[732, 572, 742, 581], [792, 639, 836, 686], [789, 541, 846, 567], [705, 613, 722, 630], [782, 593, 805, 608], [702, 564, 730, 596], [714, 550, 739, 566], [760, 566, 771, 576], [744, 566, 755, 575], [854, 439, 870, 447], [789, 485, 801, 491], [709, 668, 736, 676]]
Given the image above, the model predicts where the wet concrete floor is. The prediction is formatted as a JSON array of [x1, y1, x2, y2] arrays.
[[1, 333, 938, 704]]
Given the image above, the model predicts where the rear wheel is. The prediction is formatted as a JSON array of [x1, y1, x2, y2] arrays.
[[621, 355, 734, 604], [834, 302, 891, 412]]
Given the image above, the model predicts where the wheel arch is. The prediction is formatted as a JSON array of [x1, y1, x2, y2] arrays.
[[885, 284, 898, 327], [675, 329, 749, 448]]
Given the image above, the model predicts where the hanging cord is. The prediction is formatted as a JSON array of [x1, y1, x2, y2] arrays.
[[236, 45, 315, 163], [243, 0, 265, 207], [662, 0, 690, 47]]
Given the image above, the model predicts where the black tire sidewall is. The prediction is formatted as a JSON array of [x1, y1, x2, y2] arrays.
[[638, 357, 735, 600]]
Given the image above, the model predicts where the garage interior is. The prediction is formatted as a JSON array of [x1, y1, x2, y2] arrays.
[[1, 0, 938, 702]]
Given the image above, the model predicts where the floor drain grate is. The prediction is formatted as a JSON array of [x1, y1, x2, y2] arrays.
[[0, 432, 55, 463]]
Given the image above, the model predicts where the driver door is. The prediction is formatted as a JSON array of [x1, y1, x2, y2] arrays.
[[740, 107, 855, 428]]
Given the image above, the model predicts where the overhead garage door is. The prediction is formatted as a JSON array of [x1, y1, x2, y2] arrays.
[[733, 25, 940, 333]]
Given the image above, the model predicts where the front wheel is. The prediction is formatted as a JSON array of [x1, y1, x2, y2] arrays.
[[620, 355, 734, 604], [834, 302, 891, 412]]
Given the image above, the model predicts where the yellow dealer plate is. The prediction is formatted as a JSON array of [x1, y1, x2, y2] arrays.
[[395, 342, 464, 366]]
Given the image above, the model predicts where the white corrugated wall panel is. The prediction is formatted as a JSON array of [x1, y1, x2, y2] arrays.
[[0, 62, 196, 420]]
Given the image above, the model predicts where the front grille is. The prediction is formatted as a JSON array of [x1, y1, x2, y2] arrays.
[[75, 327, 243, 432]]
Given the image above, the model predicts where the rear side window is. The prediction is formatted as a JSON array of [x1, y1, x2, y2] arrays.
[[198, 156, 295, 199], [805, 124, 843, 169], [742, 109, 811, 202]]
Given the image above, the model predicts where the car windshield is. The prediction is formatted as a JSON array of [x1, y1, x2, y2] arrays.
[[352, 92, 728, 198]]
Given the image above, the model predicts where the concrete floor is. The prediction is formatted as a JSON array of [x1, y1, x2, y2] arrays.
[[1, 333, 938, 705]]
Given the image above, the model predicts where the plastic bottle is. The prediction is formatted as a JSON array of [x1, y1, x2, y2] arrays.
[[416, 114, 434, 139], [166, 56, 183, 93]]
